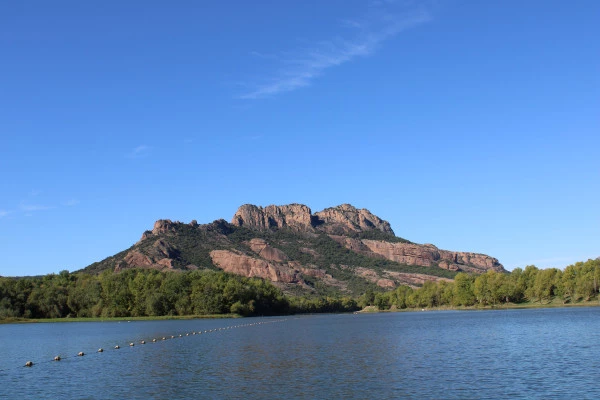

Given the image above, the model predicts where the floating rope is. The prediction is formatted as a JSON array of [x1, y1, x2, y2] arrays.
[[4, 319, 286, 372]]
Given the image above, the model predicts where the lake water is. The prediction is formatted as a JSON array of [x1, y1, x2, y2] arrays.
[[2, 307, 600, 399]]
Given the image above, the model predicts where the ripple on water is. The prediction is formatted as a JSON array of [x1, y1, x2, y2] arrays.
[[2, 310, 600, 399]]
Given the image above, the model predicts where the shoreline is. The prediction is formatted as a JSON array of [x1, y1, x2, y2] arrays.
[[357, 299, 600, 313], [3, 300, 599, 324], [0, 313, 241, 325]]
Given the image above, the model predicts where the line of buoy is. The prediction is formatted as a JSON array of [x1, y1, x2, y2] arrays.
[[19, 319, 287, 369]]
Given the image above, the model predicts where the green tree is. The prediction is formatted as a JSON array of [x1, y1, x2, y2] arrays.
[[453, 273, 475, 306], [531, 268, 558, 303]]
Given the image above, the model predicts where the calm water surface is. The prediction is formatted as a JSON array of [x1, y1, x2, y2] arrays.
[[2, 307, 600, 399]]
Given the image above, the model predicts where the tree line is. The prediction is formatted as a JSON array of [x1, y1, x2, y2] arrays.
[[364, 259, 600, 310], [0, 269, 358, 319], [2, 259, 598, 319]]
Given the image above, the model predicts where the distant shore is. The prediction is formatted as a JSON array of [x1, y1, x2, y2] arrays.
[[357, 299, 600, 313], [0, 314, 240, 324], [3, 299, 599, 324]]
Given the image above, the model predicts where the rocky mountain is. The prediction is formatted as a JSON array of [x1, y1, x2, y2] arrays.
[[84, 204, 504, 296]]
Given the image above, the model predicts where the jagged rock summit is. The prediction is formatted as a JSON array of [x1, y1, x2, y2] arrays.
[[232, 203, 314, 232], [84, 203, 505, 296], [231, 203, 394, 235]]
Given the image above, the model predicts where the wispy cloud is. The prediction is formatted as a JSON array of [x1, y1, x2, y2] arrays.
[[19, 202, 52, 212], [62, 199, 80, 207], [1, 195, 79, 219], [239, 5, 431, 99], [127, 145, 151, 159]]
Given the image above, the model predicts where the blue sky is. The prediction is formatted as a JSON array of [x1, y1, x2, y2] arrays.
[[1, 0, 598, 276]]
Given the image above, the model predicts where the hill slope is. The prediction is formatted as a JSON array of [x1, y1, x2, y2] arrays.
[[83, 204, 504, 296]]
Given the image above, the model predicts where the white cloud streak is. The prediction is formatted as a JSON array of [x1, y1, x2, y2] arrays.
[[239, 7, 431, 99], [19, 202, 52, 212], [62, 199, 80, 207], [127, 145, 151, 158]]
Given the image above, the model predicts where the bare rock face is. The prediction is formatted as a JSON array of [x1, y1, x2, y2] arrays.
[[120, 251, 153, 270], [141, 219, 178, 240], [115, 239, 184, 272], [361, 241, 440, 266], [152, 219, 177, 235], [231, 203, 394, 236], [231, 204, 314, 232], [359, 240, 503, 273], [247, 238, 289, 262], [210, 250, 300, 283], [314, 204, 395, 235]]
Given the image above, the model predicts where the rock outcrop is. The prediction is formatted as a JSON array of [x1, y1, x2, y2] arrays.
[[247, 238, 289, 262], [314, 204, 394, 235], [141, 219, 178, 241], [115, 238, 195, 272], [210, 250, 300, 283], [231, 203, 394, 235], [232, 204, 314, 232], [341, 239, 503, 273]]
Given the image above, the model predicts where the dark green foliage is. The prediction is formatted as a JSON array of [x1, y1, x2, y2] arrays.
[[85, 248, 132, 275], [351, 230, 411, 243], [0, 269, 291, 319], [371, 258, 600, 310], [2, 259, 599, 319], [287, 296, 359, 313]]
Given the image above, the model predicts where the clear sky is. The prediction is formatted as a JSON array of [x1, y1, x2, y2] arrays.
[[1, 0, 598, 277]]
